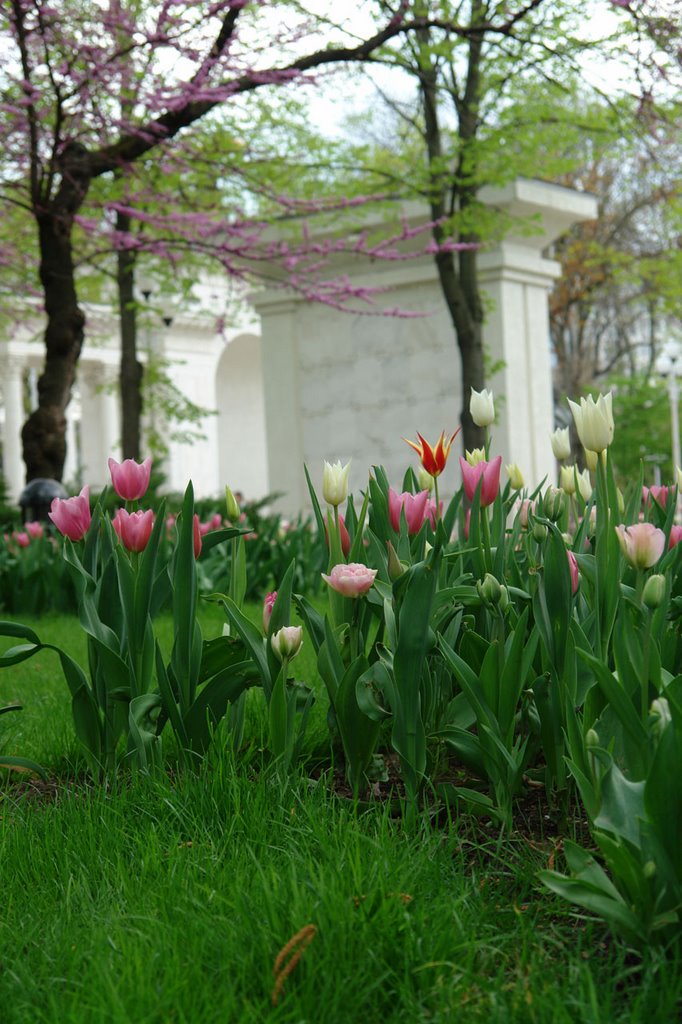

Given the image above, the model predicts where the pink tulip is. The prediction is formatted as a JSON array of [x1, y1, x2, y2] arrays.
[[49, 486, 91, 541], [108, 456, 152, 501], [515, 498, 535, 529], [615, 522, 666, 569], [263, 591, 277, 633], [322, 562, 377, 598], [669, 525, 682, 550], [112, 508, 154, 553], [567, 550, 579, 595], [165, 514, 177, 535], [642, 485, 670, 508], [388, 488, 431, 535], [325, 514, 351, 556], [24, 521, 44, 540], [459, 455, 502, 508], [13, 531, 30, 548], [193, 514, 202, 559]]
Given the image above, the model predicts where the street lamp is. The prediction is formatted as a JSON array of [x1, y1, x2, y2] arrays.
[[655, 342, 682, 507]]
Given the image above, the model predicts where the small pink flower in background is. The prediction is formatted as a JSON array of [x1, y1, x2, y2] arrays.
[[388, 488, 431, 535], [165, 514, 177, 535], [24, 521, 44, 540], [669, 525, 682, 549], [515, 498, 535, 529], [325, 514, 351, 556], [567, 550, 579, 595], [49, 485, 91, 541], [322, 562, 377, 598], [13, 532, 30, 548], [263, 591, 277, 633], [459, 455, 502, 508], [193, 514, 202, 559], [112, 509, 155, 553], [615, 522, 666, 569], [108, 456, 152, 501], [425, 499, 442, 529], [643, 485, 670, 508], [199, 513, 223, 535]]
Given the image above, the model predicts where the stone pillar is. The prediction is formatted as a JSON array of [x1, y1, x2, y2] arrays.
[[79, 363, 120, 489], [0, 355, 25, 503]]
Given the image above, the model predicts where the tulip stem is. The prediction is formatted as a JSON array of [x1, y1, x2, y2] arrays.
[[433, 476, 440, 524], [481, 508, 492, 574]]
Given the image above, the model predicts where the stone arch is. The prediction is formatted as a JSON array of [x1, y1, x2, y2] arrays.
[[215, 332, 268, 500]]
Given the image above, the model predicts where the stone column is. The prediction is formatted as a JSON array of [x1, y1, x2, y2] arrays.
[[79, 363, 120, 489], [0, 355, 26, 503]]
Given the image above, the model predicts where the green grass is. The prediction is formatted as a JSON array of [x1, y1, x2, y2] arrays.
[[1, 608, 681, 1023]]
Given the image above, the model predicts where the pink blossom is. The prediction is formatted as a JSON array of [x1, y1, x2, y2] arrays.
[[108, 456, 152, 501], [669, 525, 682, 550], [322, 562, 377, 598], [263, 591, 277, 633], [642, 485, 670, 508], [49, 486, 91, 541], [515, 498, 535, 529], [165, 514, 177, 535], [325, 514, 351, 556], [193, 514, 202, 559], [13, 532, 30, 548], [615, 523, 666, 569], [567, 550, 579, 595], [459, 455, 502, 508], [24, 521, 44, 539], [112, 508, 154, 553], [388, 488, 431, 535]]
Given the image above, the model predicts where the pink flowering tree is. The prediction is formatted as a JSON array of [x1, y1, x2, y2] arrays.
[[0, 0, 484, 481]]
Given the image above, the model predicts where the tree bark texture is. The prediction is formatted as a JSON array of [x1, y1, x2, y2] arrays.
[[117, 211, 143, 461]]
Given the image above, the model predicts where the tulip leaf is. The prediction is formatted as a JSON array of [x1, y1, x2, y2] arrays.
[[335, 655, 381, 794]]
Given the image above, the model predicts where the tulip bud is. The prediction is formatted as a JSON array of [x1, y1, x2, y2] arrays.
[[470, 387, 495, 427], [532, 522, 548, 543], [643, 860, 657, 879], [417, 466, 434, 493], [225, 486, 240, 521], [271, 625, 303, 662], [642, 573, 666, 610], [263, 591, 277, 633], [560, 464, 577, 496], [649, 697, 671, 739], [616, 488, 625, 516], [577, 469, 592, 503], [506, 463, 524, 491], [477, 572, 503, 606], [386, 541, 405, 581], [465, 447, 486, 466], [550, 426, 571, 462], [322, 459, 351, 507], [585, 728, 600, 749], [543, 486, 564, 523], [583, 448, 598, 472]]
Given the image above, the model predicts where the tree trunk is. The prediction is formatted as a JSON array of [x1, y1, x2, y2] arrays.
[[117, 210, 143, 460], [21, 211, 85, 481]]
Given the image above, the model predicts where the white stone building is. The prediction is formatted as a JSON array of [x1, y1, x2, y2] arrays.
[[0, 180, 597, 513]]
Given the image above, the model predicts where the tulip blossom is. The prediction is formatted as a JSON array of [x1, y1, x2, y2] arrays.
[[322, 460, 351, 506], [515, 498, 535, 529], [567, 393, 614, 453], [470, 387, 495, 428], [459, 455, 502, 508], [643, 485, 670, 508], [567, 550, 579, 595], [112, 508, 155, 553], [465, 447, 485, 466], [24, 521, 44, 540], [325, 513, 351, 556], [322, 562, 377, 598], [403, 430, 459, 478], [263, 591, 277, 633], [506, 462, 524, 490], [615, 523, 666, 569], [193, 514, 202, 559], [583, 449, 598, 473], [559, 464, 577, 496], [108, 456, 152, 501], [388, 488, 431, 535], [550, 427, 571, 462], [271, 625, 303, 662], [13, 531, 30, 548], [576, 468, 592, 503], [669, 526, 682, 550], [49, 485, 91, 541]]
